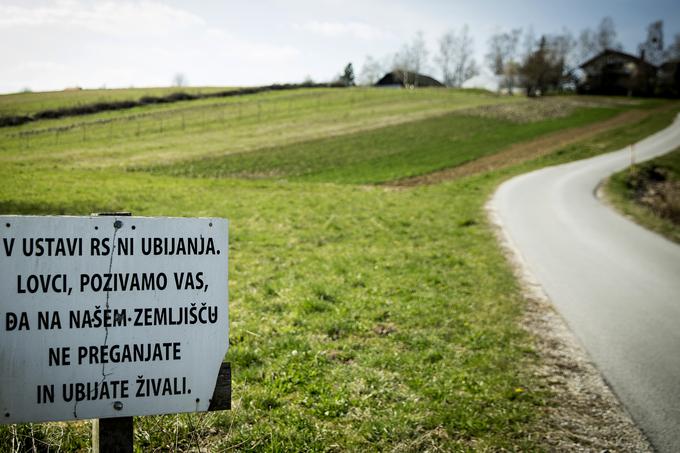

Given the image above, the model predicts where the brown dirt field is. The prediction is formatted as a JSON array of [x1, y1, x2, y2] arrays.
[[388, 108, 656, 188]]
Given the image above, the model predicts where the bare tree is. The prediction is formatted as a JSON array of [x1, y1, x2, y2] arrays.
[[486, 29, 522, 93], [639, 20, 664, 65], [392, 49, 411, 87], [503, 61, 521, 94], [549, 30, 578, 84], [172, 73, 187, 87], [436, 25, 479, 87], [597, 17, 619, 50], [551, 31, 577, 67], [393, 31, 429, 87], [578, 17, 622, 62], [577, 28, 597, 62], [487, 33, 506, 76], [522, 26, 536, 60], [409, 31, 428, 80], [437, 31, 456, 85], [359, 55, 384, 86], [665, 33, 680, 60]]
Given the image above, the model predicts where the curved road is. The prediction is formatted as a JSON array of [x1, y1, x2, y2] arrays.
[[490, 114, 680, 452]]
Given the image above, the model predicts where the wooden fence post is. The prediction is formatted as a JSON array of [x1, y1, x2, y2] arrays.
[[92, 417, 133, 453]]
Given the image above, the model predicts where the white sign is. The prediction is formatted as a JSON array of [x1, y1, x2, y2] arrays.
[[0, 215, 228, 424]]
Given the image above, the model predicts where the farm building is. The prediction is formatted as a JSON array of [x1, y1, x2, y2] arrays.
[[375, 70, 444, 88], [657, 60, 680, 97], [578, 49, 657, 96]]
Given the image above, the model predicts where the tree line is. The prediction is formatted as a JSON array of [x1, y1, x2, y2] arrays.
[[354, 18, 680, 95]]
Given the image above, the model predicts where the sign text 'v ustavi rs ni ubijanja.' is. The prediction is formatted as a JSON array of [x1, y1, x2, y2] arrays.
[[0, 215, 229, 424]]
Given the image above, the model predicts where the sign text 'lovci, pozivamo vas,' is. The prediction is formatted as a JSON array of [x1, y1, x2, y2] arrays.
[[0, 215, 229, 424]]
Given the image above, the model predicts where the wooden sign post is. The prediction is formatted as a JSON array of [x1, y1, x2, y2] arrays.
[[92, 416, 134, 453], [0, 214, 231, 450], [91, 213, 134, 453]]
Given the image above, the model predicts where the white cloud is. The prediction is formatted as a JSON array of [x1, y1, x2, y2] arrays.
[[203, 28, 301, 62], [0, 1, 306, 91], [294, 20, 393, 41], [0, 0, 205, 36]]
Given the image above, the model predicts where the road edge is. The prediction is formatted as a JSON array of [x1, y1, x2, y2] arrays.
[[485, 197, 653, 452]]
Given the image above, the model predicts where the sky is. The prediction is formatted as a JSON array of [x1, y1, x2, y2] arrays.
[[1, 0, 679, 94]]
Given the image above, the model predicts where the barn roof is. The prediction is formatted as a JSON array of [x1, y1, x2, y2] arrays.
[[375, 70, 444, 87], [579, 49, 658, 71]]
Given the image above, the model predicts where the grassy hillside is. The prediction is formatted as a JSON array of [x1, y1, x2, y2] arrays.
[[605, 147, 680, 243], [0, 86, 234, 117], [1, 88, 526, 170], [0, 87, 676, 451], [151, 105, 616, 184]]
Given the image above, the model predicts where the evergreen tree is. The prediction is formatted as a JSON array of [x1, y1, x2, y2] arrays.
[[340, 63, 355, 86]]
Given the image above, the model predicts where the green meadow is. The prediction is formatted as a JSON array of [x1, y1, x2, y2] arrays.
[[0, 86, 234, 117], [1, 86, 677, 451]]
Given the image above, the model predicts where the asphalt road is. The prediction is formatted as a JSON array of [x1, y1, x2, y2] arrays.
[[490, 114, 680, 452]]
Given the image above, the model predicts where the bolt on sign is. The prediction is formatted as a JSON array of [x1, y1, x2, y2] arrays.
[[0, 216, 229, 424]]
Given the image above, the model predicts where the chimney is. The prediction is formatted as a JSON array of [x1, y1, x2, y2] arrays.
[[640, 49, 646, 62]]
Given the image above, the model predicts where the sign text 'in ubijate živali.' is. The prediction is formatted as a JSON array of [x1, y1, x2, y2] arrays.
[[0, 215, 228, 424]]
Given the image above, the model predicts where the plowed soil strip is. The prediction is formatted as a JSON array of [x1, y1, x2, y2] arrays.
[[387, 108, 656, 188]]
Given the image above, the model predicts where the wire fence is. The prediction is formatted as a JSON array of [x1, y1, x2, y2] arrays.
[[2, 89, 451, 151]]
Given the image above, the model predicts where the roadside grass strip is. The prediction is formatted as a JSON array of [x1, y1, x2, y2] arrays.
[[605, 146, 680, 243]]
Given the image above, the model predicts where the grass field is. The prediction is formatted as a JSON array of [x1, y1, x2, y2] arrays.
[[0, 86, 236, 117], [0, 87, 677, 451], [605, 147, 680, 243], [1, 88, 529, 170], [150, 105, 618, 184]]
